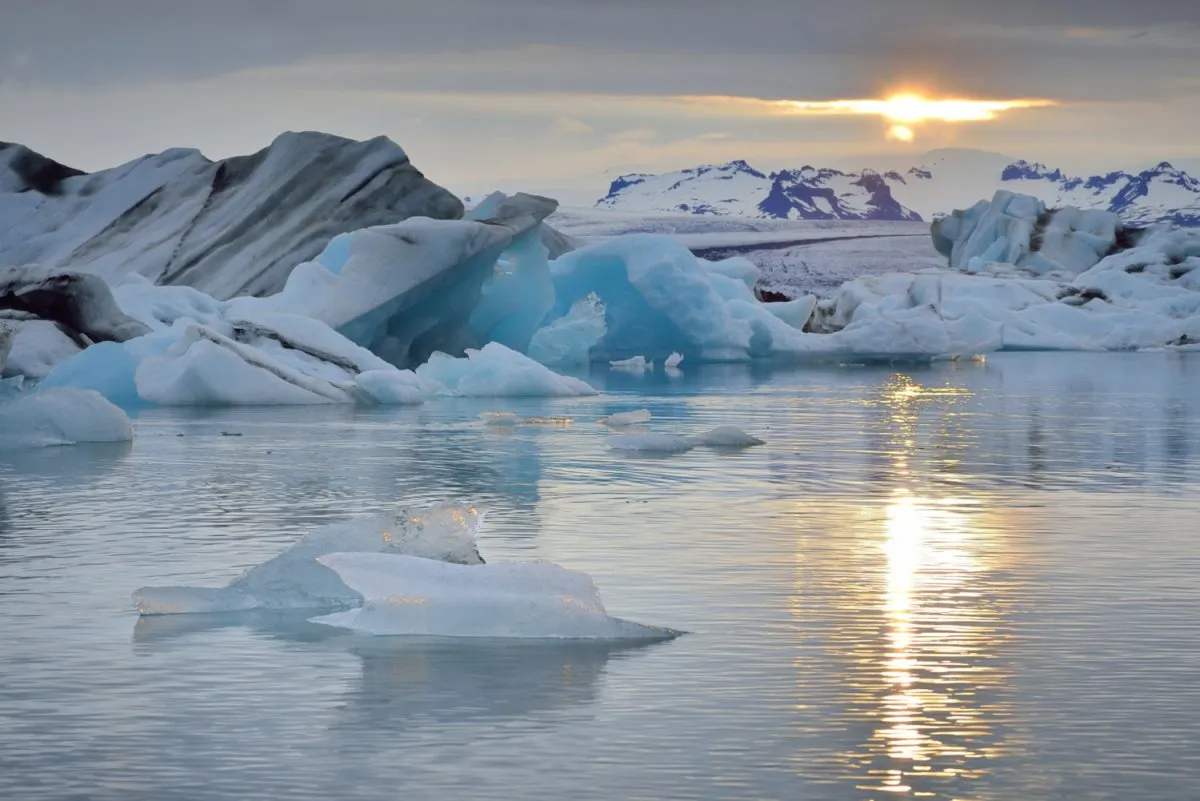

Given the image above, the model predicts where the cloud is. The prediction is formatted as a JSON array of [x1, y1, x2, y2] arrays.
[[552, 117, 594, 135]]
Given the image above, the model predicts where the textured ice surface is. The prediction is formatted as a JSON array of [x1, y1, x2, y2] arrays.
[[312, 553, 676, 640], [526, 293, 606, 367], [416, 342, 596, 397], [808, 192, 1200, 354], [133, 503, 486, 615], [1, 320, 81, 380], [0, 387, 132, 450]]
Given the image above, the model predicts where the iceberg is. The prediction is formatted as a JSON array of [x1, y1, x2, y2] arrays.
[[415, 342, 596, 397], [133, 502, 486, 615], [809, 191, 1200, 354], [0, 133, 463, 299], [312, 553, 676, 640], [0, 387, 133, 450], [243, 193, 561, 368]]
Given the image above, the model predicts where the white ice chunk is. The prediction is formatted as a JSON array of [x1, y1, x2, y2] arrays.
[[133, 502, 486, 615], [355, 369, 436, 405], [416, 342, 597, 397], [1, 320, 81, 380], [609, 355, 651, 373], [664, 352, 684, 369], [689, 426, 765, 448], [606, 433, 695, 453], [135, 324, 350, 406], [599, 408, 652, 427], [0, 388, 132, 450], [311, 552, 674, 640]]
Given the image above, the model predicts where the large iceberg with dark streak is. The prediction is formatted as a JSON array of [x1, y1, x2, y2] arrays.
[[0, 132, 462, 299]]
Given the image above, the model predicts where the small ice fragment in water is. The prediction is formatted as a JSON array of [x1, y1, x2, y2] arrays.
[[480, 411, 519, 426], [664, 352, 684, 369], [599, 408, 652, 427], [609, 355, 650, 373], [606, 433, 695, 454], [689, 426, 765, 448]]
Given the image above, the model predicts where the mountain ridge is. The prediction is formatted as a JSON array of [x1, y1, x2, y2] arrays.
[[598, 151, 1200, 227]]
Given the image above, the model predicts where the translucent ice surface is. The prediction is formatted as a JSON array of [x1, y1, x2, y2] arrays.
[[133, 503, 485, 615], [415, 342, 597, 397], [312, 553, 677, 640], [0, 387, 133, 450]]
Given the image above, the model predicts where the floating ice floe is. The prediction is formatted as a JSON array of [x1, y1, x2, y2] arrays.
[[605, 426, 765, 454], [599, 408, 652, 427], [134, 501, 673, 640], [416, 342, 596, 397], [0, 387, 133, 450], [133, 502, 487, 615], [312, 554, 676, 639], [610, 355, 651, 373], [606, 433, 696, 454]]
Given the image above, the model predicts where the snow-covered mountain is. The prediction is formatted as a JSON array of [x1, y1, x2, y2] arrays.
[[0, 132, 463, 299], [598, 150, 1200, 227]]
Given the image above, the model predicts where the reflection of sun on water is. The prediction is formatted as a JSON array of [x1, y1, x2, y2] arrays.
[[842, 375, 1014, 798]]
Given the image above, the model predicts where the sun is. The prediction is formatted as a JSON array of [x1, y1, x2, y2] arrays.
[[887, 124, 916, 143]]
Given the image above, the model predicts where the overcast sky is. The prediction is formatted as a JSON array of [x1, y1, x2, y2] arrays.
[[2, 0, 1198, 200]]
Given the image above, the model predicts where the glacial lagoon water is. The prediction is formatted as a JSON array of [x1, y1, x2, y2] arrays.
[[2, 352, 1200, 800]]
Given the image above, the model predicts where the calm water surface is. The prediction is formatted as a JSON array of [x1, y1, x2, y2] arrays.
[[2, 352, 1199, 800]]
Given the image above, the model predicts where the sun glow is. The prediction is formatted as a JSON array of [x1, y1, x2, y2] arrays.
[[777, 92, 1058, 142]]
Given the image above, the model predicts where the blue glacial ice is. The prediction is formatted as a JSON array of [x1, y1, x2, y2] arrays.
[[415, 342, 596, 397], [0, 387, 133, 450]]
